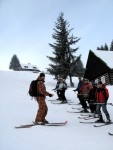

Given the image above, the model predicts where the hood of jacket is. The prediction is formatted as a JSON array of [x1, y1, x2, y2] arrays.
[[37, 76, 45, 82]]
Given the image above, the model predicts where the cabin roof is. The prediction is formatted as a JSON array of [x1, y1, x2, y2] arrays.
[[21, 63, 40, 70], [92, 50, 113, 69], [84, 50, 112, 80]]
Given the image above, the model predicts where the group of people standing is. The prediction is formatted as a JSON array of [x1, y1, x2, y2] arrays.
[[74, 77, 111, 123], [33, 72, 111, 125]]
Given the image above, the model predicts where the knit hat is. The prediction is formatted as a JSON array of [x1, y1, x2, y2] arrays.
[[98, 81, 102, 84], [84, 78, 89, 81], [39, 72, 45, 77]]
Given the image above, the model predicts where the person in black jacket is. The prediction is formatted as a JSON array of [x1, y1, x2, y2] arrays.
[[74, 77, 83, 92], [53, 79, 61, 100], [53, 78, 67, 103], [88, 83, 97, 113], [58, 79, 67, 103], [73, 77, 83, 104]]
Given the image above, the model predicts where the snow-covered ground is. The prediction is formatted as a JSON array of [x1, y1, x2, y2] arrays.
[[0, 71, 113, 150]]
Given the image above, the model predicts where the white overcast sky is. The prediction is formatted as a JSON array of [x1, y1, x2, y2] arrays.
[[0, 0, 113, 71]]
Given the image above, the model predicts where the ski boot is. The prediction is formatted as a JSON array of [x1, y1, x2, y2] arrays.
[[43, 119, 49, 124], [106, 115, 111, 124], [33, 121, 45, 125], [80, 109, 89, 113], [95, 114, 105, 123]]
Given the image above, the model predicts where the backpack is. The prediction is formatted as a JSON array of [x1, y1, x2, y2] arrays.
[[29, 80, 38, 97], [63, 82, 67, 90]]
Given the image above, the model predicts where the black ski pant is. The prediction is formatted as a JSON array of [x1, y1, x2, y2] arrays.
[[59, 89, 66, 102], [57, 90, 61, 99], [79, 95, 89, 110], [89, 100, 96, 113]]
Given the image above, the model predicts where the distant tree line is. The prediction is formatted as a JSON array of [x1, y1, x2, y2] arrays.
[[97, 40, 113, 51]]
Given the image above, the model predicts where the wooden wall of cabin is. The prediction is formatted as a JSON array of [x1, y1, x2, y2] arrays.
[[109, 69, 113, 85], [91, 72, 111, 85]]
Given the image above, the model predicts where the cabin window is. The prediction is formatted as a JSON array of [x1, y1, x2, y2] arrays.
[[101, 76, 105, 84], [24, 66, 28, 68], [95, 79, 98, 84]]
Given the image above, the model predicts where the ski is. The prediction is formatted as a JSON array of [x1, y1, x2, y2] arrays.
[[44, 121, 68, 126], [15, 121, 68, 128], [67, 110, 82, 113], [51, 101, 62, 104], [67, 110, 89, 113], [79, 121, 98, 124], [48, 99, 71, 102], [84, 117, 97, 120], [79, 121, 105, 124], [80, 114, 94, 117], [15, 124, 34, 128], [108, 132, 113, 136], [78, 116, 96, 120], [68, 103, 80, 105], [92, 102, 113, 106], [51, 101, 67, 104], [72, 107, 83, 110], [94, 122, 113, 127], [47, 99, 58, 102], [78, 116, 87, 119]]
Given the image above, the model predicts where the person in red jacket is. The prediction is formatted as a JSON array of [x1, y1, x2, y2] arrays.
[[78, 78, 92, 112], [34, 73, 54, 125], [95, 81, 111, 123]]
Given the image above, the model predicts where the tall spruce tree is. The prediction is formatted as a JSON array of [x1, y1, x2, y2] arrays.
[[110, 40, 113, 51], [9, 54, 21, 71], [47, 12, 82, 86]]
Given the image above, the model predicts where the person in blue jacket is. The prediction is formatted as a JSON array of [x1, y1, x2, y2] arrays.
[[73, 77, 83, 104]]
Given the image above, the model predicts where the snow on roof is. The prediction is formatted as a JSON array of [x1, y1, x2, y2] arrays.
[[92, 50, 113, 69], [21, 63, 40, 70]]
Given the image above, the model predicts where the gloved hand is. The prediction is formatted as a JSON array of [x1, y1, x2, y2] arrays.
[[105, 97, 108, 101], [73, 90, 76, 92], [105, 97, 108, 104], [49, 94, 53, 97]]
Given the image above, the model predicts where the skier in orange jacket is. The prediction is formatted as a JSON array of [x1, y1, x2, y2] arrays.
[[34, 73, 53, 125]]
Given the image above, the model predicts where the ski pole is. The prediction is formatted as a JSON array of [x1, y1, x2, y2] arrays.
[[90, 103, 113, 106]]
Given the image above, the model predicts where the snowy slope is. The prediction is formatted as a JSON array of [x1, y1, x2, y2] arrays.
[[0, 71, 113, 150]]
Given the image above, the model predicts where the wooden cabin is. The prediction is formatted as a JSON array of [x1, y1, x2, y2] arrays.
[[20, 63, 40, 73], [84, 50, 113, 85]]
